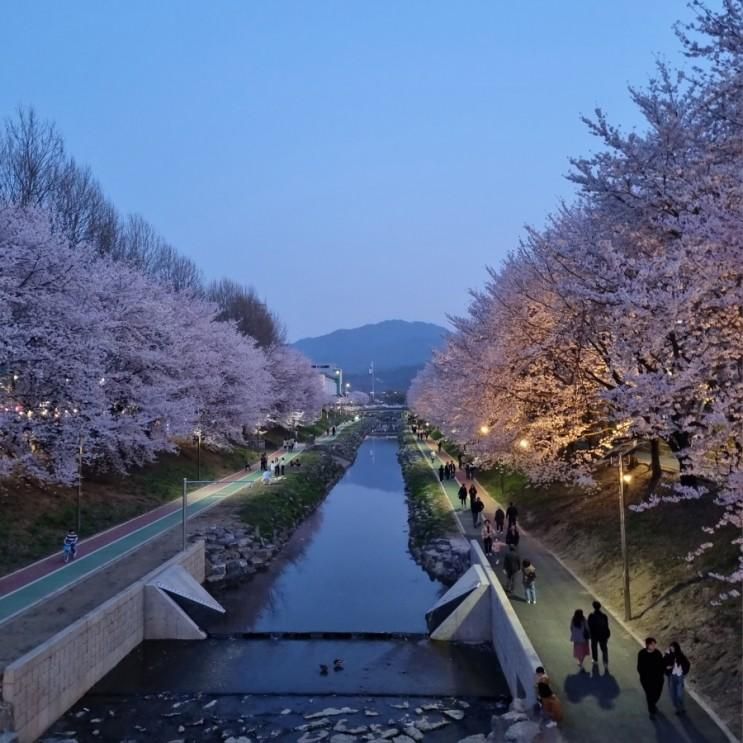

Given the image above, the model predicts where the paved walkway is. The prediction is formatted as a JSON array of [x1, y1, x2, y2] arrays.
[[415, 435, 732, 743], [0, 420, 355, 626], [0, 446, 306, 626]]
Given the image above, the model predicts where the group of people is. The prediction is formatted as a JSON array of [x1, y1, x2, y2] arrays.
[[438, 462, 456, 482], [282, 438, 297, 452], [325, 426, 337, 437], [457, 482, 485, 527], [427, 438, 695, 728]]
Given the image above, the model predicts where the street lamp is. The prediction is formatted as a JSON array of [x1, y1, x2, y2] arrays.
[[194, 428, 203, 481], [76, 435, 83, 533], [480, 425, 490, 435], [618, 454, 632, 620], [518, 438, 529, 450]]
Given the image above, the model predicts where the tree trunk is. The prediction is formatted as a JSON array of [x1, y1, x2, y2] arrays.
[[650, 438, 662, 483]]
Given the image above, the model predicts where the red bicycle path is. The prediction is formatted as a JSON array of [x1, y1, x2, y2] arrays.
[[0, 449, 285, 599]]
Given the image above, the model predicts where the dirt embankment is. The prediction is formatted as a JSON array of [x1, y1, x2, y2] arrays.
[[477, 465, 742, 735]]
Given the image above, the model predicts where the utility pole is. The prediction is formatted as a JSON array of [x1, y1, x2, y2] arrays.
[[182, 478, 188, 551], [370, 360, 375, 401]]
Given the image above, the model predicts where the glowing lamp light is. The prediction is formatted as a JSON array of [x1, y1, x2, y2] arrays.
[[479, 425, 490, 435], [518, 438, 529, 450], [622, 474, 632, 483]]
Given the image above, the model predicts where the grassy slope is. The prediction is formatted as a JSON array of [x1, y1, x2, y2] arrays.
[[239, 451, 343, 537], [399, 432, 458, 546], [476, 463, 742, 731], [0, 443, 257, 575]]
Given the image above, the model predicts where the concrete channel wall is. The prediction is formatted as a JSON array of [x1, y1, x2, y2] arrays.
[[2, 541, 205, 743], [469, 540, 542, 706]]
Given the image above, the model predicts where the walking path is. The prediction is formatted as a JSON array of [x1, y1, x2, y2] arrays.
[[0, 446, 307, 626], [0, 419, 354, 626], [415, 434, 733, 743]]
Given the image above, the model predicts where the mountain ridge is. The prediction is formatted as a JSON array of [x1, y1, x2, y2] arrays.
[[292, 319, 448, 391]]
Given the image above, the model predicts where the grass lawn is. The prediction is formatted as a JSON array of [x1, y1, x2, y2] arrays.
[[0, 442, 258, 575], [399, 432, 458, 546]]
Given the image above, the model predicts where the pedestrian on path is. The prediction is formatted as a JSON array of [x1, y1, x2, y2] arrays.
[[438, 440, 442, 452], [468, 483, 477, 504], [570, 609, 591, 671], [588, 600, 611, 667], [494, 507, 505, 535], [506, 501, 518, 527], [663, 641, 691, 715], [505, 523, 520, 549], [481, 519, 494, 556], [332, 426, 336, 436], [637, 637, 665, 718], [465, 463, 472, 480], [503, 545, 520, 594], [458, 484, 468, 509], [458, 453, 463, 469], [535, 666, 562, 726], [470, 494, 479, 527], [438, 464, 445, 482], [522, 559, 537, 604]]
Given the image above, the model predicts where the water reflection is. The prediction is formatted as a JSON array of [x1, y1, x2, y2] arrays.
[[208, 438, 444, 634]]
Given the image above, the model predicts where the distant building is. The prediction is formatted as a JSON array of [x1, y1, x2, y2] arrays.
[[319, 373, 339, 397]]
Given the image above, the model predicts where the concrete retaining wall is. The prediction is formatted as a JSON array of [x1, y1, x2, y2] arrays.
[[2, 541, 205, 743], [469, 540, 542, 706]]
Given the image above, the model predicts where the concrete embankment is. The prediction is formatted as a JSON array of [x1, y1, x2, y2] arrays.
[[1, 541, 206, 743]]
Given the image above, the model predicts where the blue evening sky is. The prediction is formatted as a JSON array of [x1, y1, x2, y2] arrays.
[[1, 2, 695, 339]]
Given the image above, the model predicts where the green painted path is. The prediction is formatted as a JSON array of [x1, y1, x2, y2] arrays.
[[0, 451, 301, 625]]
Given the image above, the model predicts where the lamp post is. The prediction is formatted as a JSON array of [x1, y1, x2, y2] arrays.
[[76, 435, 83, 533], [618, 455, 632, 620], [194, 429, 202, 481]]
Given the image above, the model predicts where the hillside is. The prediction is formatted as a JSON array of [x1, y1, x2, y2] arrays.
[[293, 320, 448, 392]]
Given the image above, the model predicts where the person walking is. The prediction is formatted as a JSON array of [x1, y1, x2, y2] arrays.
[[503, 545, 520, 594], [458, 484, 468, 509], [570, 609, 591, 671], [465, 463, 472, 480], [468, 483, 477, 504], [505, 523, 520, 549], [588, 600, 611, 667], [664, 641, 691, 715], [535, 667, 562, 727], [637, 637, 666, 718], [470, 493, 479, 528], [475, 495, 485, 526], [494, 507, 505, 535], [438, 464, 445, 482], [506, 501, 519, 527], [522, 559, 537, 604], [458, 453, 463, 469], [437, 440, 442, 452], [481, 519, 494, 556]]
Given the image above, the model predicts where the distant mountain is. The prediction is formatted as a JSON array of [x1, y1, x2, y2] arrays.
[[293, 320, 449, 392]]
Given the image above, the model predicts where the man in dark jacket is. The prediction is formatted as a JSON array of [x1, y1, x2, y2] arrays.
[[588, 600, 611, 666], [506, 502, 518, 527], [503, 545, 521, 594], [494, 507, 505, 535], [637, 637, 665, 718]]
